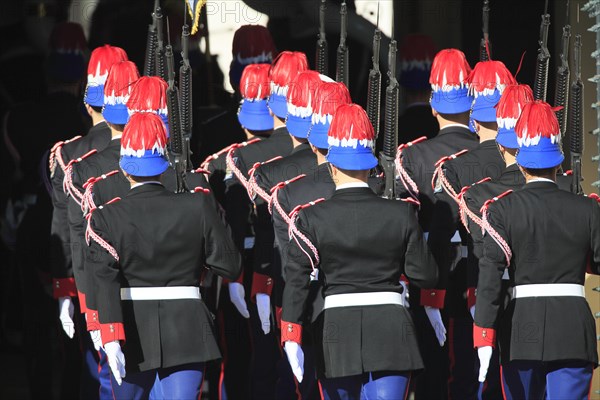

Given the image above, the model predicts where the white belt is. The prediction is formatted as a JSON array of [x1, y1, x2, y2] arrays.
[[120, 286, 201, 301], [323, 292, 405, 309], [512, 284, 585, 299]]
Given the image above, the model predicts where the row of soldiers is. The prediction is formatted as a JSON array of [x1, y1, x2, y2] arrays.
[[47, 21, 600, 400]]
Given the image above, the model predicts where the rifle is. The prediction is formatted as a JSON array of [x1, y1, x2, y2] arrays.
[[143, 0, 159, 76], [554, 1, 571, 136], [155, 3, 167, 81], [180, 9, 193, 169], [480, 0, 491, 61], [379, 30, 399, 200], [533, 0, 551, 101], [568, 35, 584, 195], [336, 1, 349, 87], [366, 4, 382, 139], [165, 19, 188, 193], [316, 0, 328, 76]]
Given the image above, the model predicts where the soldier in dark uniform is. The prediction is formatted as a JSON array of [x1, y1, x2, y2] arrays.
[[66, 60, 140, 352], [86, 112, 241, 398], [397, 34, 439, 144], [281, 103, 438, 398], [426, 60, 515, 399], [395, 48, 476, 399], [48, 44, 128, 400], [475, 101, 600, 399]]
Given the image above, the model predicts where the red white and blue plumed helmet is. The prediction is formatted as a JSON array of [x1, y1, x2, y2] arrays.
[[120, 113, 169, 177], [126, 76, 169, 131], [47, 22, 87, 83], [400, 34, 436, 91], [515, 101, 564, 169], [496, 84, 534, 149], [102, 61, 140, 125], [238, 63, 274, 131], [468, 60, 516, 123], [308, 81, 351, 149], [326, 104, 378, 170], [286, 71, 334, 139], [267, 51, 309, 119], [229, 25, 277, 89], [429, 49, 473, 114], [84, 45, 128, 107]]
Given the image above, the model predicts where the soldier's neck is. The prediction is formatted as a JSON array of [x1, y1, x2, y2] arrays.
[[316, 151, 327, 165], [91, 112, 105, 126], [273, 116, 286, 130], [110, 127, 123, 139], [478, 127, 497, 143], [504, 152, 517, 167], [290, 135, 307, 149]]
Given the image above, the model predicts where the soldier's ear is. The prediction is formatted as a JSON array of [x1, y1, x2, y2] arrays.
[[431, 108, 438, 118]]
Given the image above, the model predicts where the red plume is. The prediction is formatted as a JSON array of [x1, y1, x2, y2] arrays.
[[515, 101, 561, 147], [104, 61, 140, 104], [328, 104, 375, 148], [232, 25, 277, 62], [496, 84, 534, 129], [286, 70, 322, 117], [467, 60, 516, 96], [312, 82, 351, 124], [126, 76, 168, 114], [240, 64, 271, 100], [269, 51, 309, 94], [429, 48, 472, 90], [49, 22, 87, 53], [121, 113, 168, 157], [87, 45, 129, 83]]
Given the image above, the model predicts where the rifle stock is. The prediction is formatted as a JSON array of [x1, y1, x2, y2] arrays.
[[379, 38, 398, 200]]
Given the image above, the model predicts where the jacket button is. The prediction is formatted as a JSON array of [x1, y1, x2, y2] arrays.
[[430, 292, 436, 296], [288, 324, 293, 333], [55, 282, 60, 288], [267, 278, 273, 286], [110, 325, 115, 333], [482, 330, 487, 338]]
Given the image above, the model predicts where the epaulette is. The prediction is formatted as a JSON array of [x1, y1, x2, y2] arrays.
[[269, 174, 306, 220], [431, 149, 469, 201], [480, 190, 513, 267], [394, 136, 427, 204], [288, 198, 326, 279], [81, 170, 120, 216], [192, 186, 211, 194], [562, 169, 573, 176], [49, 135, 82, 177], [588, 193, 600, 203], [246, 156, 283, 203], [84, 197, 121, 261], [457, 177, 492, 232], [63, 149, 98, 206], [201, 138, 261, 171]]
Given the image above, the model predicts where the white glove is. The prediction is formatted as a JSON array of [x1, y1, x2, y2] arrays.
[[424, 306, 446, 346], [400, 281, 410, 309], [229, 282, 250, 318], [58, 297, 75, 339], [90, 330, 103, 351], [470, 305, 476, 320], [104, 341, 126, 385], [477, 346, 493, 382], [256, 293, 271, 335], [284, 341, 304, 383]]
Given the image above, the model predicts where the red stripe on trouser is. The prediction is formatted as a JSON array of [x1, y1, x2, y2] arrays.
[[500, 365, 507, 400], [318, 380, 325, 400], [404, 373, 412, 400]]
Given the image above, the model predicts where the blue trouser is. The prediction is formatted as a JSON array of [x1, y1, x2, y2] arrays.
[[320, 371, 411, 400], [501, 360, 593, 400], [109, 363, 205, 400], [76, 307, 112, 399]]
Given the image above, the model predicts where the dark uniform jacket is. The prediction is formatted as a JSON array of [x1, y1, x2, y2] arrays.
[[398, 103, 440, 144], [88, 183, 241, 372], [283, 187, 438, 378], [427, 140, 505, 308], [475, 181, 600, 364], [50, 121, 111, 298]]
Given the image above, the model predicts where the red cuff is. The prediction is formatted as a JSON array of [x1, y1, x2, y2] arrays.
[[473, 324, 496, 348], [420, 289, 446, 309], [100, 322, 126, 346], [467, 287, 477, 310], [280, 320, 302, 345], [251, 272, 274, 300], [223, 269, 244, 285], [400, 274, 410, 284], [77, 291, 88, 314], [86, 309, 100, 331], [53, 278, 77, 298]]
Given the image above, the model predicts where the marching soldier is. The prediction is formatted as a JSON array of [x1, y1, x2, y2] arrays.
[[426, 59, 515, 399], [475, 100, 600, 399], [86, 112, 241, 398], [49, 44, 128, 399], [282, 103, 438, 398], [395, 48, 477, 399]]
